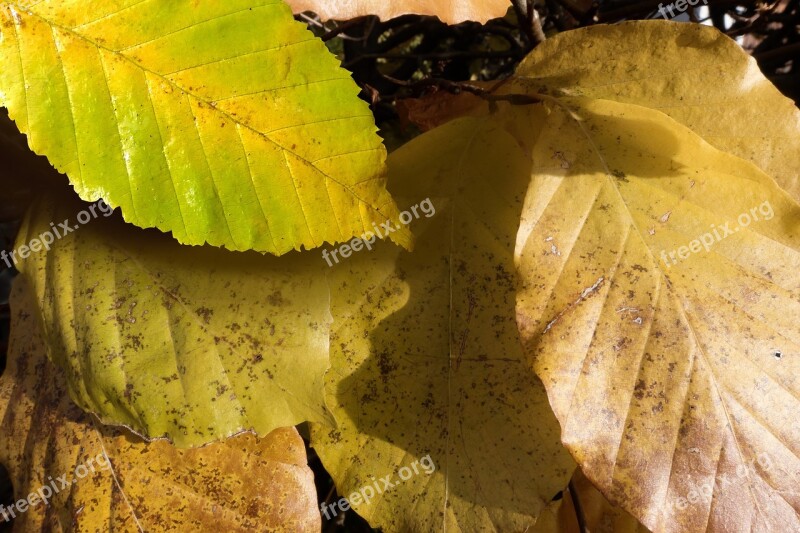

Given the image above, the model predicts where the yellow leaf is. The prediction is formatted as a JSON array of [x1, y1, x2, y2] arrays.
[[312, 116, 574, 532], [285, 0, 511, 24], [15, 186, 334, 447], [0, 279, 320, 531], [0, 0, 411, 254], [533, 470, 651, 533], [514, 96, 800, 531], [506, 20, 800, 201]]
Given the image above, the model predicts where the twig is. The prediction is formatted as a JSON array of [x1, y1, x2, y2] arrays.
[[513, 0, 536, 43], [297, 12, 325, 29], [755, 42, 800, 64], [528, 0, 547, 43], [382, 75, 540, 105], [569, 479, 588, 533], [343, 49, 524, 68], [322, 16, 374, 42]]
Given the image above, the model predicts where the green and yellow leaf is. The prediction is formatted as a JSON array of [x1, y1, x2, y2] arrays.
[[312, 116, 574, 532], [0, 279, 320, 532], [0, 0, 411, 254], [15, 186, 334, 447]]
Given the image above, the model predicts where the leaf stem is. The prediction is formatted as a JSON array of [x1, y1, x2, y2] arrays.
[[569, 479, 588, 533]]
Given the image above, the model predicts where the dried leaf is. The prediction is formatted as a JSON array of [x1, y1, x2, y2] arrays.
[[533, 470, 651, 533], [514, 95, 800, 531], [312, 116, 574, 532], [0, 279, 320, 531], [15, 187, 333, 447], [507, 21, 800, 201]]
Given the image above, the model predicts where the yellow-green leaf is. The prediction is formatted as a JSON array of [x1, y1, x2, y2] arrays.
[[514, 96, 800, 532], [506, 20, 800, 201], [0, 279, 320, 531], [15, 186, 334, 447], [0, 0, 411, 254], [312, 116, 574, 532]]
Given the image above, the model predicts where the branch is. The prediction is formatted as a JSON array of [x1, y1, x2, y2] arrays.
[[382, 75, 541, 105], [321, 16, 374, 42], [513, 0, 546, 44], [755, 42, 800, 65], [569, 479, 588, 533], [343, 49, 525, 68]]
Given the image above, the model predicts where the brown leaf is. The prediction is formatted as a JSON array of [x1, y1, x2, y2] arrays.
[[396, 90, 488, 132], [286, 0, 511, 23]]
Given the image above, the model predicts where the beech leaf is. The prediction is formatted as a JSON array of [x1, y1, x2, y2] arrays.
[[506, 20, 800, 202], [15, 187, 334, 447], [0, 279, 320, 531], [0, 0, 411, 254], [312, 117, 574, 532], [514, 96, 800, 531]]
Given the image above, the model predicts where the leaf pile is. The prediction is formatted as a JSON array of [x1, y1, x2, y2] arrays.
[[0, 9, 799, 533]]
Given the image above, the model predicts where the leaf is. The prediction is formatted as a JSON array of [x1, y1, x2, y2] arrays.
[[0, 278, 321, 532], [0, 0, 411, 254], [311, 117, 574, 532], [396, 89, 489, 132], [15, 186, 334, 447], [285, 0, 511, 24], [505, 20, 800, 202], [532, 470, 651, 533], [513, 96, 800, 531]]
